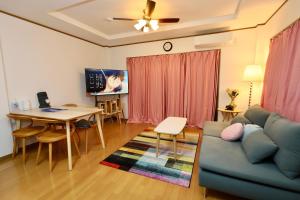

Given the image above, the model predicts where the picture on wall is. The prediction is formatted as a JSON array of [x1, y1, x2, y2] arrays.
[[85, 68, 128, 95]]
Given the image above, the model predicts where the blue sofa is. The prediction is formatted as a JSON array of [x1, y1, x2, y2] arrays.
[[199, 106, 300, 200]]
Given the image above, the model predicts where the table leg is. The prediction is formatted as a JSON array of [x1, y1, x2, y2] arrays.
[[156, 133, 160, 157], [12, 136, 16, 158], [15, 119, 21, 154], [221, 113, 226, 122], [16, 141, 19, 154], [16, 120, 21, 129], [22, 138, 26, 163], [227, 113, 231, 121], [233, 113, 238, 118], [173, 135, 177, 161], [224, 113, 231, 122], [95, 113, 105, 149], [66, 120, 73, 171], [49, 143, 52, 172]]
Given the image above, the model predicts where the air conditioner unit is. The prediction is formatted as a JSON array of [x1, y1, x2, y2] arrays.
[[194, 32, 234, 48]]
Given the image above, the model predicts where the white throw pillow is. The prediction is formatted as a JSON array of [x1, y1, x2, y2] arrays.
[[242, 124, 263, 142]]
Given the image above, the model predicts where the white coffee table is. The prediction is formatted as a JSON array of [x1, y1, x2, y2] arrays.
[[154, 117, 187, 160]]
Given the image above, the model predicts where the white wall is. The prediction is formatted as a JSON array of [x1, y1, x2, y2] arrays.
[[110, 29, 259, 119], [0, 13, 110, 108], [0, 39, 12, 157], [0, 13, 109, 157]]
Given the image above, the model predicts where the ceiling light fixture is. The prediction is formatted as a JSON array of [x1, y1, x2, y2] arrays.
[[143, 26, 150, 32], [113, 0, 180, 33], [134, 19, 159, 32], [134, 19, 147, 30], [149, 19, 159, 30]]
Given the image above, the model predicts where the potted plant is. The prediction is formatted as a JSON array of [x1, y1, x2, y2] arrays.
[[225, 89, 239, 110]]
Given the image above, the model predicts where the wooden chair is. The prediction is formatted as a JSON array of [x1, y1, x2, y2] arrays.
[[7, 114, 47, 164], [74, 115, 100, 154], [34, 118, 80, 172], [63, 103, 101, 154]]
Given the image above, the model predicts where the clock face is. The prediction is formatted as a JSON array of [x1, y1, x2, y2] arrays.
[[163, 42, 173, 52]]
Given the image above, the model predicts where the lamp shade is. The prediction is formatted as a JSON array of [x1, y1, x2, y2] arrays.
[[243, 65, 263, 82], [149, 20, 159, 30], [134, 19, 147, 30]]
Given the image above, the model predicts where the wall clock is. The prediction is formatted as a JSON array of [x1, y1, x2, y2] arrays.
[[163, 42, 173, 52]]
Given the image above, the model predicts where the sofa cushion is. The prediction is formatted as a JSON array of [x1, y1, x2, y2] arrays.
[[199, 136, 300, 192], [242, 130, 278, 163], [231, 115, 252, 125], [203, 121, 230, 138], [242, 124, 263, 142], [264, 113, 300, 179], [244, 105, 270, 127], [264, 113, 282, 131], [221, 123, 243, 141], [199, 169, 300, 200]]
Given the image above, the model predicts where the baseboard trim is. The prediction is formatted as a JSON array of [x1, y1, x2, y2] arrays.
[[0, 142, 39, 162]]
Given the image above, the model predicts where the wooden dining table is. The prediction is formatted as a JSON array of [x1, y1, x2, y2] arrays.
[[9, 105, 105, 171]]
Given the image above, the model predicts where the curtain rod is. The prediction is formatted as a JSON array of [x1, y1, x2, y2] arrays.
[[126, 49, 221, 59], [271, 17, 300, 40]]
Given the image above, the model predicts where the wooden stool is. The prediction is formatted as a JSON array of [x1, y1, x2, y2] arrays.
[[108, 100, 124, 124], [35, 119, 80, 172], [7, 114, 47, 164], [98, 100, 124, 125], [98, 102, 107, 125]]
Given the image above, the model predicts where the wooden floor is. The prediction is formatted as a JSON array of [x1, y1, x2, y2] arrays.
[[0, 121, 243, 200]]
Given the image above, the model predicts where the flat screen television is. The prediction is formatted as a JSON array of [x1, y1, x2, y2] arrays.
[[85, 68, 128, 95]]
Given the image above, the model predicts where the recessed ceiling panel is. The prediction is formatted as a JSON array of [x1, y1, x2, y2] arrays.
[[60, 0, 239, 35], [0, 0, 287, 46]]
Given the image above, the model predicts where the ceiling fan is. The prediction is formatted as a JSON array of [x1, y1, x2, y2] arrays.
[[111, 0, 180, 32]]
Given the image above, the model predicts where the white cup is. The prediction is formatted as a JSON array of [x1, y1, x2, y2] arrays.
[[23, 100, 32, 110], [17, 100, 24, 111], [17, 100, 32, 111]]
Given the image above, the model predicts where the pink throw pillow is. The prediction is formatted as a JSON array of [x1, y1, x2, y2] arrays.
[[221, 123, 244, 141]]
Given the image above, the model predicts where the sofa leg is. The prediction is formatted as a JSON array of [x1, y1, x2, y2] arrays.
[[203, 187, 207, 199]]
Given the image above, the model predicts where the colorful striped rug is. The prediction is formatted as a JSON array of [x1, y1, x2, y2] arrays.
[[100, 128, 199, 187]]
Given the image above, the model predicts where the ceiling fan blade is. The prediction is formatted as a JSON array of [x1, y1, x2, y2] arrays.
[[112, 17, 137, 21], [158, 18, 180, 23], [144, 0, 156, 17]]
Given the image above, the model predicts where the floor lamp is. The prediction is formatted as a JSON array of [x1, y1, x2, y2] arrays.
[[243, 65, 263, 108]]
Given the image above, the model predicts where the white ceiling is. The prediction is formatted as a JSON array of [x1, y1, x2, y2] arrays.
[[0, 0, 286, 47]]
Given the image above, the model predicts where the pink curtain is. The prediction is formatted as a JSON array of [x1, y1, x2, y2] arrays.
[[127, 50, 220, 128], [184, 51, 220, 127], [261, 19, 300, 121]]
